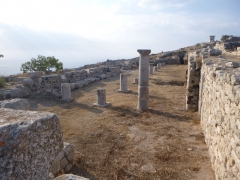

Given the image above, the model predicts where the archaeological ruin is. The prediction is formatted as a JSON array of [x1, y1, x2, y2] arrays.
[[1, 35, 240, 179]]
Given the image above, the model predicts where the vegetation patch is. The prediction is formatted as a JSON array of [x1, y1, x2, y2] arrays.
[[0, 76, 6, 88]]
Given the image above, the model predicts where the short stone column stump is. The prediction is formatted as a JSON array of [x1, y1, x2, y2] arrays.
[[61, 83, 73, 102], [132, 78, 139, 84], [149, 63, 153, 75], [118, 73, 130, 92], [93, 89, 109, 107], [154, 66, 157, 72], [157, 63, 161, 69]]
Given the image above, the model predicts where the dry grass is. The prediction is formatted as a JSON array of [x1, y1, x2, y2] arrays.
[[29, 65, 215, 180]]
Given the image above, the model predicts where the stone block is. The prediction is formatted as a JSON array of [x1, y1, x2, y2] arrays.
[[51, 150, 65, 176], [22, 78, 34, 86], [64, 164, 73, 172], [33, 77, 43, 86], [60, 157, 69, 169], [0, 108, 63, 180], [64, 72, 72, 78], [28, 71, 43, 79], [54, 174, 89, 180], [10, 87, 29, 98], [0, 98, 30, 110], [63, 142, 75, 162], [226, 62, 240, 68]]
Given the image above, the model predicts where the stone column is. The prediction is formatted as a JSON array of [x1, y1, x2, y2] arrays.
[[93, 89, 109, 107], [132, 78, 139, 84], [61, 83, 73, 102], [157, 63, 161, 69], [209, 35, 215, 42], [149, 63, 153, 75], [118, 73, 130, 92], [137, 49, 151, 111], [154, 66, 157, 72]]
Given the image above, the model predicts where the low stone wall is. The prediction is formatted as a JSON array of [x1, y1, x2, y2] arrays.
[[215, 41, 240, 56], [1, 66, 121, 101], [198, 57, 240, 179], [0, 108, 63, 180]]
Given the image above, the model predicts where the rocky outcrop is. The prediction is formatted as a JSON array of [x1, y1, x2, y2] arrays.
[[0, 108, 63, 180]]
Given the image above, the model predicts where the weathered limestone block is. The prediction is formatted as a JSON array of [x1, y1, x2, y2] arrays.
[[93, 89, 109, 107], [22, 78, 34, 86], [0, 108, 63, 180], [54, 174, 89, 180], [0, 98, 30, 110], [51, 142, 75, 176], [64, 72, 73, 78], [209, 49, 222, 56], [28, 71, 43, 79], [10, 87, 29, 98], [98, 74, 107, 79], [33, 77, 43, 86]]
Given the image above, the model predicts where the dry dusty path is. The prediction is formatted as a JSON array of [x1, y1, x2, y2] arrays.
[[29, 64, 215, 180]]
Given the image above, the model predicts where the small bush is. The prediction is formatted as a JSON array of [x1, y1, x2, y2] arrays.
[[0, 76, 6, 88], [221, 35, 230, 42]]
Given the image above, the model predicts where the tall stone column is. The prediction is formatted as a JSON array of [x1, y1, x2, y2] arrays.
[[149, 63, 153, 75], [118, 74, 130, 92], [137, 49, 151, 111], [61, 83, 73, 102], [93, 89, 109, 107]]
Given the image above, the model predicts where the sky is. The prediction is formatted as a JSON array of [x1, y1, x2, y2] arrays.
[[0, 0, 239, 75]]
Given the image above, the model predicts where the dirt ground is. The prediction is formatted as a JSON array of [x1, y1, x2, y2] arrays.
[[28, 64, 215, 180]]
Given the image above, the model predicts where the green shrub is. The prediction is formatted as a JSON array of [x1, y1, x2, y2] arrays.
[[0, 77, 6, 88]]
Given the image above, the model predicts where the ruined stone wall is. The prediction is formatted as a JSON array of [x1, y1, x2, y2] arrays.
[[1, 66, 121, 100], [198, 57, 240, 179], [215, 42, 240, 56], [186, 52, 201, 111]]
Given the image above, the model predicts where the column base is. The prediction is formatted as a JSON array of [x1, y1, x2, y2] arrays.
[[61, 97, 73, 102], [118, 89, 130, 93], [93, 102, 110, 107]]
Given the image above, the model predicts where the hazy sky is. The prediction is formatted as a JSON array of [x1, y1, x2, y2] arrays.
[[0, 0, 239, 75]]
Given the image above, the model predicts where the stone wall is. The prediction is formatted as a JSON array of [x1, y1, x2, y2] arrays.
[[186, 53, 201, 111], [215, 41, 240, 56], [1, 66, 121, 101], [198, 57, 240, 179]]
